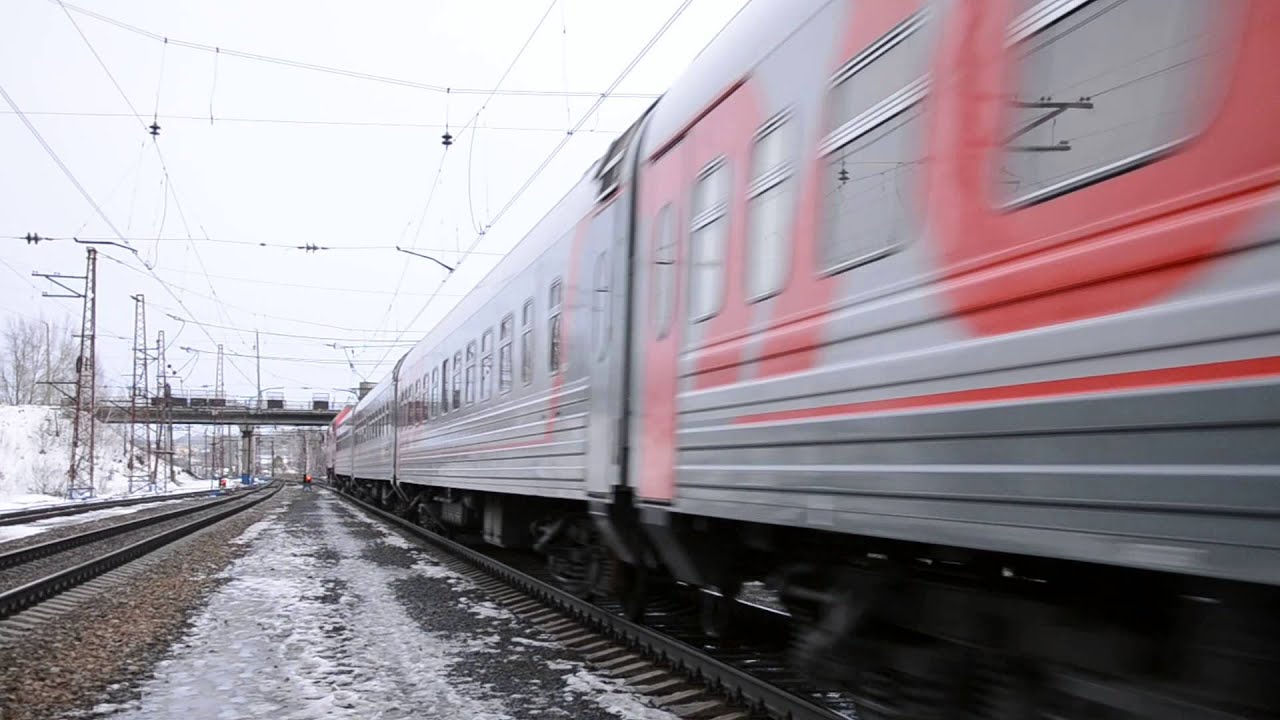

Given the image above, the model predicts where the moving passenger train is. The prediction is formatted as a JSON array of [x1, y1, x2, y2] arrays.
[[329, 0, 1280, 715]]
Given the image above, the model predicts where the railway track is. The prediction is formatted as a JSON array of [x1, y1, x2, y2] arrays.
[[0, 482, 279, 624], [330, 485, 855, 720], [0, 487, 224, 527]]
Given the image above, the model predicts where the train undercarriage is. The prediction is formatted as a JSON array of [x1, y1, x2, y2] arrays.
[[332, 475, 1279, 719]]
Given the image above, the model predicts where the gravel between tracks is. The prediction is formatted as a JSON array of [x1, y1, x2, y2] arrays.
[[0, 487, 285, 720], [0, 493, 262, 593], [0, 494, 223, 554]]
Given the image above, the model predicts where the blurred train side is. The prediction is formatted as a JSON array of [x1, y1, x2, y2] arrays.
[[331, 0, 1280, 590]]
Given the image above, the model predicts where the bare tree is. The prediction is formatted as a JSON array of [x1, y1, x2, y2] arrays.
[[0, 315, 106, 406]]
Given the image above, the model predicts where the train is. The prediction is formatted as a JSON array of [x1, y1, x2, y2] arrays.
[[329, 0, 1280, 715]]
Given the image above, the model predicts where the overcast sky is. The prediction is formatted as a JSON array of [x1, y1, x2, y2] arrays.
[[1, 0, 747, 405]]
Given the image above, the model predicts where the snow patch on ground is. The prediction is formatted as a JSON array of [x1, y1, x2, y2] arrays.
[[0, 501, 174, 544], [0, 405, 198, 503], [562, 669, 681, 720], [96, 493, 517, 719], [458, 596, 514, 621]]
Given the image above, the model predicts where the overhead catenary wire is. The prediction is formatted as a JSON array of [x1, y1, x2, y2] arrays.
[[57, 3, 259, 359], [0, 110, 631, 134], [3, 233, 508, 254], [371, 0, 558, 350], [369, 0, 698, 373], [53, 0, 660, 101]]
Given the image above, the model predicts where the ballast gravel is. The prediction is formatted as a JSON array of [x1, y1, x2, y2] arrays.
[[0, 493, 221, 553], [2, 488, 680, 719], [0, 494, 266, 593], [0, 487, 284, 720]]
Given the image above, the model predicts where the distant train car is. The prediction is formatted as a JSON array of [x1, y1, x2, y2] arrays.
[[332, 0, 1280, 713], [327, 404, 353, 482]]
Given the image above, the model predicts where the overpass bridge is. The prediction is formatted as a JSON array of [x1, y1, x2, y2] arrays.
[[96, 396, 339, 427], [96, 395, 343, 481]]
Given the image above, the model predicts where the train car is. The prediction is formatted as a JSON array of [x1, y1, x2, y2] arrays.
[[327, 404, 354, 482], [333, 0, 1280, 713]]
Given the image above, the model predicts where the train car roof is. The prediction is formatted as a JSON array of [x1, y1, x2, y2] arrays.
[[638, 0, 827, 162]]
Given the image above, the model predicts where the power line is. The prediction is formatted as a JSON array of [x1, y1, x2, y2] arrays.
[[147, 265, 471, 297], [4, 234, 507, 255], [54, 0, 661, 100], [370, 0, 696, 373], [0, 110, 631, 134], [179, 346, 387, 365], [162, 316, 421, 344], [55, 4, 260, 378], [0, 82, 130, 242]]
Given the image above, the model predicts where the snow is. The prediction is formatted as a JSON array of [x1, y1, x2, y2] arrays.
[[561, 669, 683, 720], [95, 494, 519, 719], [0, 405, 199, 504], [0, 500, 173, 544]]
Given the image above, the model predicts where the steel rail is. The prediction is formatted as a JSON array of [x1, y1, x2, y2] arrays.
[[331, 486, 848, 720], [0, 488, 225, 527], [0, 484, 267, 570], [0, 483, 279, 619]]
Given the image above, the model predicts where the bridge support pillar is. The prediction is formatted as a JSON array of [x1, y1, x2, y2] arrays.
[[240, 424, 254, 485]]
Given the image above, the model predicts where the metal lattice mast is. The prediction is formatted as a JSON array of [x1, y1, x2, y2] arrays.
[[155, 331, 175, 492], [66, 248, 98, 499], [214, 343, 225, 476], [127, 294, 152, 494]]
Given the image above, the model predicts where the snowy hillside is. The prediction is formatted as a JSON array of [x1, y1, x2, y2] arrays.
[[0, 404, 199, 503]]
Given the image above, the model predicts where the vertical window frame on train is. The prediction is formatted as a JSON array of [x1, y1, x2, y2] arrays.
[[451, 351, 462, 410], [688, 156, 730, 323], [521, 298, 534, 386], [480, 329, 494, 401], [745, 109, 796, 302], [998, 0, 1222, 209], [465, 341, 477, 406], [591, 251, 610, 359], [817, 8, 932, 277], [431, 367, 439, 419], [548, 279, 564, 376], [652, 203, 676, 340], [499, 313, 514, 394]]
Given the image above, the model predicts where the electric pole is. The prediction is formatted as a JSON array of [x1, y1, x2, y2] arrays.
[[255, 329, 262, 411], [127, 294, 151, 494], [35, 248, 98, 498]]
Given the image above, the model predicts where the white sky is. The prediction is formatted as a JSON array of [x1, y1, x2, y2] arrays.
[[1, 0, 748, 404]]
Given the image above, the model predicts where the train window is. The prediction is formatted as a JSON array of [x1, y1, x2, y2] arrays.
[[689, 159, 729, 321], [521, 299, 534, 385], [440, 360, 449, 414], [452, 351, 462, 409], [827, 12, 932, 137], [746, 115, 795, 300], [548, 279, 563, 375], [499, 314, 514, 394], [591, 251, 610, 359], [431, 368, 439, 419], [480, 330, 493, 401], [821, 106, 923, 272], [1000, 0, 1222, 207], [819, 11, 931, 274], [652, 204, 675, 339], [465, 342, 476, 406]]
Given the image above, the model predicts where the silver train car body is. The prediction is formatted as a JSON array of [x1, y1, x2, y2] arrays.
[[330, 0, 1280, 599]]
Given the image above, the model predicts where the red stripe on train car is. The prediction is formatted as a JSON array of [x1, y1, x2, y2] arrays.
[[735, 356, 1280, 425]]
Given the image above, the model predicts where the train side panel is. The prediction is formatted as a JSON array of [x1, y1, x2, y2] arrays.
[[628, 0, 1280, 587]]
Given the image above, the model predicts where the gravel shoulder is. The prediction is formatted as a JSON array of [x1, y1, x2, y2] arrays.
[[0, 488, 287, 720], [0, 493, 226, 553], [9, 488, 679, 720]]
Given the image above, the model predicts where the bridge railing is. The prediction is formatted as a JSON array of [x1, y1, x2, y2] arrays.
[[99, 395, 337, 412]]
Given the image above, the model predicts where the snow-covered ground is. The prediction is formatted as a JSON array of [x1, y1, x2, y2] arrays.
[[0, 501, 179, 544], [88, 490, 680, 719], [0, 405, 199, 505]]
